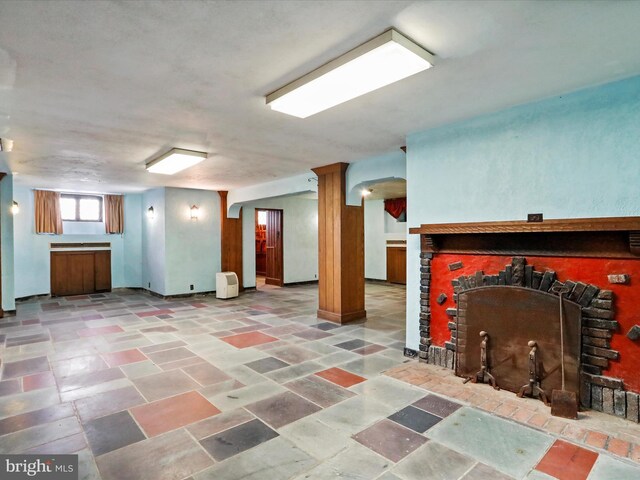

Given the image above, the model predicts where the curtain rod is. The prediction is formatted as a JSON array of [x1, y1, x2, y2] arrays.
[[30, 188, 124, 196]]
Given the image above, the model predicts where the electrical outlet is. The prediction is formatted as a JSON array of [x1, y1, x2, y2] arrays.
[[148, 282, 151, 288], [190, 284, 194, 291]]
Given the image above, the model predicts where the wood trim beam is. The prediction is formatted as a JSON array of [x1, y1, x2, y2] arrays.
[[410, 217, 640, 235], [312, 162, 366, 323], [411, 217, 640, 258], [219, 191, 244, 291]]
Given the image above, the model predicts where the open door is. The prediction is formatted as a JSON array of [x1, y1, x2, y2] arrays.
[[265, 209, 284, 286]]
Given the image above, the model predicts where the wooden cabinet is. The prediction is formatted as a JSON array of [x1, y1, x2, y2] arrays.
[[51, 250, 111, 296], [386, 247, 406, 284]]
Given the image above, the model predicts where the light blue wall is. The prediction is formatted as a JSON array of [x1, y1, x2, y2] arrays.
[[345, 151, 406, 206], [141, 187, 221, 296], [228, 173, 316, 218], [364, 199, 407, 281], [242, 195, 318, 288], [364, 199, 386, 280], [123, 194, 143, 288], [142, 188, 166, 295], [13, 185, 144, 298], [1, 175, 15, 311], [385, 212, 406, 236], [405, 75, 640, 349], [164, 188, 221, 295]]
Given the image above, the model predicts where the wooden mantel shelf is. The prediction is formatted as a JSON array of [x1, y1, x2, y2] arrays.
[[410, 217, 640, 258], [409, 217, 640, 235]]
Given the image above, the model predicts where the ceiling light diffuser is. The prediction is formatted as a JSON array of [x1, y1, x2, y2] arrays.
[[0, 138, 13, 152], [266, 29, 434, 118], [146, 148, 207, 175]]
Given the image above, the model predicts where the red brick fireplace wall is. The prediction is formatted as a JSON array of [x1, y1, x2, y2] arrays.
[[429, 253, 640, 393]]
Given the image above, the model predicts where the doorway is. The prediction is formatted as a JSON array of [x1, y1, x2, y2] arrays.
[[255, 209, 284, 287]]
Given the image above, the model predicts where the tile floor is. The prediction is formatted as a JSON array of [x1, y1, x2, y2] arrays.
[[0, 282, 639, 479]]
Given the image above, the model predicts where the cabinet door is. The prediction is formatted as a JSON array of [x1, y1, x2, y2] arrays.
[[386, 247, 406, 285], [94, 251, 112, 292], [51, 252, 69, 296], [265, 210, 284, 286], [51, 252, 95, 296]]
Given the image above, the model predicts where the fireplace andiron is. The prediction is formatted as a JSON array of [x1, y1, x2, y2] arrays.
[[463, 330, 499, 390], [518, 340, 550, 406]]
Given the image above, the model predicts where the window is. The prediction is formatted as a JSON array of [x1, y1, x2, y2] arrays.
[[60, 194, 103, 222]]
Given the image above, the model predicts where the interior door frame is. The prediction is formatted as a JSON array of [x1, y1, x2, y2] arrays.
[[262, 208, 284, 287]]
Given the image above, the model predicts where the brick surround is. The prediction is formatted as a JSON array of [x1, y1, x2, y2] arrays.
[[417, 255, 640, 423]]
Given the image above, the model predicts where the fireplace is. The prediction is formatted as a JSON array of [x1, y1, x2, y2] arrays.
[[410, 217, 640, 422]]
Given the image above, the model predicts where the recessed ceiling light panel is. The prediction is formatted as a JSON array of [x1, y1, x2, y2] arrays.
[[146, 148, 207, 175], [266, 29, 434, 118]]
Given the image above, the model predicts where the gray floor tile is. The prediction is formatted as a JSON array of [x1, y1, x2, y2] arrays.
[[412, 394, 463, 417], [195, 437, 315, 480], [393, 440, 475, 480], [314, 395, 396, 435], [245, 391, 321, 429], [462, 462, 515, 480], [96, 429, 212, 480], [587, 454, 640, 479], [244, 356, 290, 374], [84, 410, 146, 456], [350, 376, 425, 409], [388, 405, 442, 433], [427, 407, 554, 479], [199, 418, 278, 461], [353, 418, 428, 462], [279, 416, 355, 460], [285, 374, 355, 408], [295, 443, 391, 479]]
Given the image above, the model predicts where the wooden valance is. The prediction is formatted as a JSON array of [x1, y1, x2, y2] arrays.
[[410, 217, 640, 258]]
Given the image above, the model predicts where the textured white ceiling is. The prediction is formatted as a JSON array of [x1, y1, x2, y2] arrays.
[[1, 1, 640, 193]]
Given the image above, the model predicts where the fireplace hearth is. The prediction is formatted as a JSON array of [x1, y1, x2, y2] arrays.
[[410, 217, 640, 423]]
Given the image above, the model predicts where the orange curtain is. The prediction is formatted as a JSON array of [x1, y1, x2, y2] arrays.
[[104, 194, 124, 234], [34, 190, 63, 234]]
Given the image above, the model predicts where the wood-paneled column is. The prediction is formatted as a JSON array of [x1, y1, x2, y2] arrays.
[[311, 163, 366, 323], [219, 191, 243, 291]]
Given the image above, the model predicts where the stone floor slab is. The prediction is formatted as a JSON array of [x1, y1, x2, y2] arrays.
[[428, 407, 554, 479], [353, 418, 428, 462], [84, 410, 146, 456], [195, 437, 314, 480], [388, 405, 442, 433], [96, 429, 213, 480], [393, 441, 475, 480], [199, 417, 278, 461], [294, 443, 390, 480], [245, 391, 321, 429], [587, 454, 640, 479]]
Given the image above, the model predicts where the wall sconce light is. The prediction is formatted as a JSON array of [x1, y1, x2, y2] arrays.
[[147, 206, 155, 220], [190, 205, 199, 220], [361, 188, 373, 197], [11, 201, 19, 215]]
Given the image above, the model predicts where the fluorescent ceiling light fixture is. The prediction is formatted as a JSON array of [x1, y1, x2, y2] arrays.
[[146, 148, 207, 175], [0, 138, 13, 152], [266, 29, 434, 118]]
